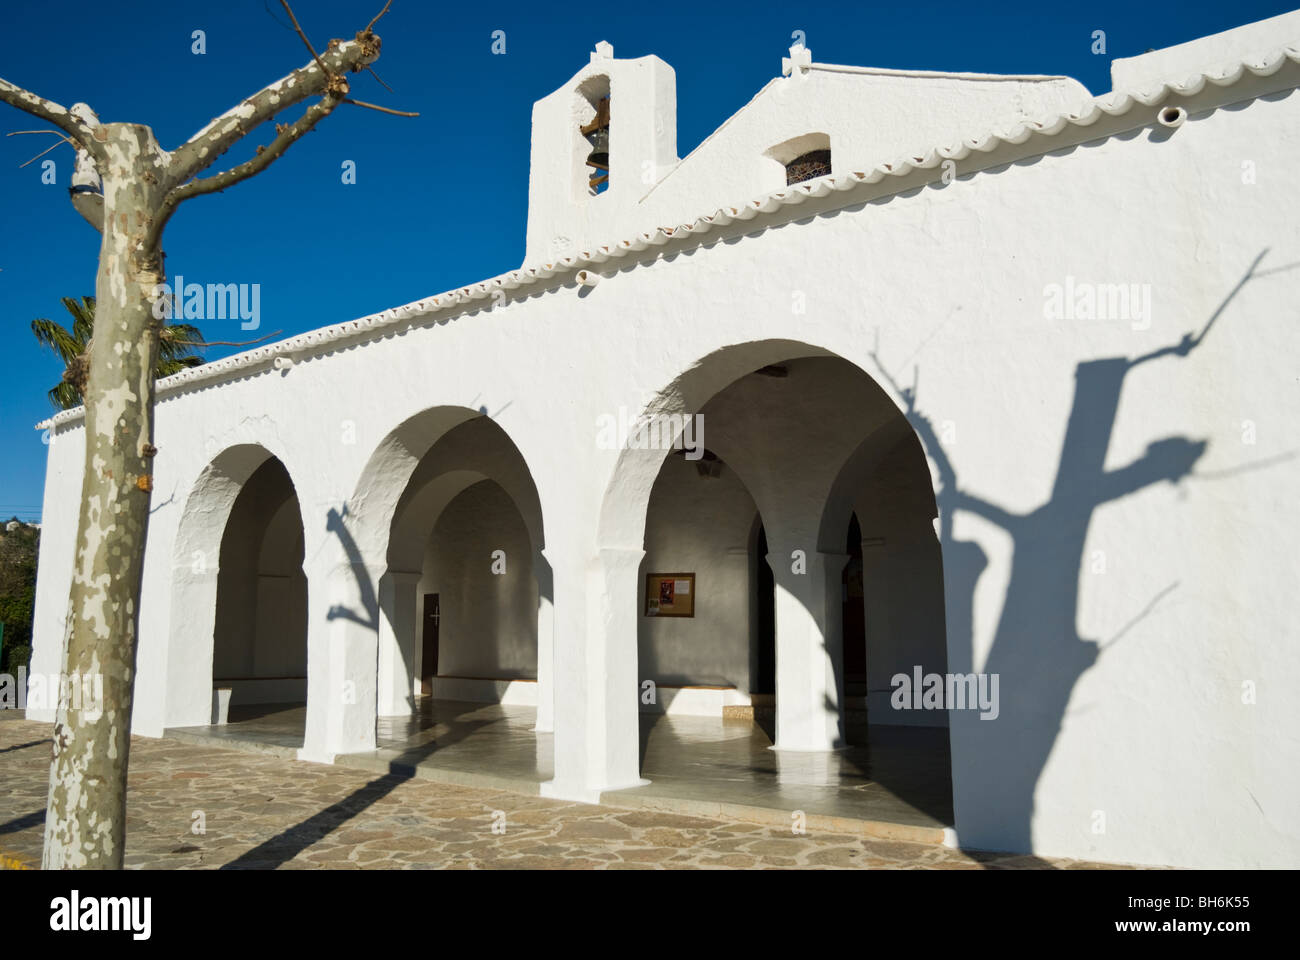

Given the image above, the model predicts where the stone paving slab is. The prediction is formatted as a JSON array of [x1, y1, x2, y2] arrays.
[[0, 716, 1132, 870]]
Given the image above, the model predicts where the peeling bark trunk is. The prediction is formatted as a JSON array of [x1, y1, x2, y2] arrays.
[[42, 124, 167, 870], [2, 15, 389, 871]]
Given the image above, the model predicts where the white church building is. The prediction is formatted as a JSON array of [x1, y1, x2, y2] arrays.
[[31, 11, 1300, 868]]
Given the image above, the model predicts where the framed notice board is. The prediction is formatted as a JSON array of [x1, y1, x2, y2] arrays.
[[645, 573, 695, 617]]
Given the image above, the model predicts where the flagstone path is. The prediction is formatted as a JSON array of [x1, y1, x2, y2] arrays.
[[0, 714, 1128, 870]]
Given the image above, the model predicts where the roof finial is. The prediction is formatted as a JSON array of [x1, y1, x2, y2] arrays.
[[782, 43, 812, 78], [592, 40, 614, 63]]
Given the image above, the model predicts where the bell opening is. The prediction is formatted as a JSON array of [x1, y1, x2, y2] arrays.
[[580, 92, 611, 195]]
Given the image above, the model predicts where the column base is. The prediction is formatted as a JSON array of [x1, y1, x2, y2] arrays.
[[539, 779, 603, 804], [297, 746, 337, 765], [769, 741, 846, 753], [540, 776, 651, 803]]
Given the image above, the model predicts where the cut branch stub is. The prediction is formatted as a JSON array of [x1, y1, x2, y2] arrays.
[[0, 79, 108, 164]]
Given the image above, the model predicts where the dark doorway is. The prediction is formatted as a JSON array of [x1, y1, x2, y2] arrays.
[[420, 593, 440, 697], [211, 455, 307, 738]]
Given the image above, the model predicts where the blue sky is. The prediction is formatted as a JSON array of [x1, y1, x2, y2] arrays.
[[1, 0, 1294, 522]]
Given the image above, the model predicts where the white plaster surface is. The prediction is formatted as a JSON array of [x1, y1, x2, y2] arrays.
[[638, 453, 759, 695], [420, 480, 538, 681], [30, 17, 1300, 867]]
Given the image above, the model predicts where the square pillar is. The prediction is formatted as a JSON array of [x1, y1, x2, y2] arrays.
[[768, 547, 848, 752], [300, 559, 380, 762], [377, 570, 421, 718], [163, 561, 219, 728], [534, 549, 555, 733], [542, 544, 646, 802]]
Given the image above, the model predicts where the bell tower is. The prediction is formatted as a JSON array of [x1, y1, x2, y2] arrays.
[[524, 42, 678, 265]]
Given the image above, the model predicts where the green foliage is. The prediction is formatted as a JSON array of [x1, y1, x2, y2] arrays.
[[32, 295, 207, 410], [0, 519, 39, 673], [2, 644, 31, 675]]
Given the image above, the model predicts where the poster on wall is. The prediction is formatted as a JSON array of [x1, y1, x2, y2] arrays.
[[645, 572, 695, 617]]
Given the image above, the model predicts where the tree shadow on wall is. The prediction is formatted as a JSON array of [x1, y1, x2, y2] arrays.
[[871, 249, 1281, 857], [324, 505, 379, 630]]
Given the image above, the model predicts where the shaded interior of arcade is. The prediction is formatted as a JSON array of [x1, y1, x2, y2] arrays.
[[170, 354, 953, 830]]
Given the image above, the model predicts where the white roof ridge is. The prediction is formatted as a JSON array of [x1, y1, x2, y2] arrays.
[[807, 62, 1076, 83]]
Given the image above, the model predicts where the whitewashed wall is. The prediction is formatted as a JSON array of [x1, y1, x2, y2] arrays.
[[637, 453, 759, 697], [30, 19, 1300, 868], [420, 480, 538, 680]]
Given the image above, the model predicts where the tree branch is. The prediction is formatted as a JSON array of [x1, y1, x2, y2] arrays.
[[344, 97, 418, 117], [279, 0, 329, 77], [15, 133, 75, 167], [167, 330, 283, 348], [168, 36, 378, 185], [148, 95, 342, 249], [365, 66, 394, 93], [365, 0, 393, 33], [0, 79, 103, 163]]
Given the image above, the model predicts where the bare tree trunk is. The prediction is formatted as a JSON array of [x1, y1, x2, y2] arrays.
[[3, 3, 399, 870], [42, 125, 167, 869]]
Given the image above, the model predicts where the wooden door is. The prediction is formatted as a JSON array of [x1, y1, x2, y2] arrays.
[[420, 593, 439, 697]]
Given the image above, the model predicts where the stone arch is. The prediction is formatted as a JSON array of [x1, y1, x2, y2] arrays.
[[341, 407, 545, 565], [595, 339, 837, 551], [587, 337, 946, 789], [818, 411, 949, 735], [326, 407, 551, 751], [164, 443, 307, 729], [341, 406, 483, 566]]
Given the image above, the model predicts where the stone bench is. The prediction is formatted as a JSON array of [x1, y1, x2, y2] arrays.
[[211, 687, 232, 725]]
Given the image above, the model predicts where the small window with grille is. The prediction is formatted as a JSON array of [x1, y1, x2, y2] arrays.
[[764, 132, 832, 190], [785, 148, 832, 185]]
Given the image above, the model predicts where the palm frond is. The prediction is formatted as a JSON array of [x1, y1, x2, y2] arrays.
[[158, 322, 206, 365], [60, 296, 96, 344], [31, 317, 84, 365], [156, 355, 206, 378], [47, 379, 82, 412], [34, 293, 207, 409]]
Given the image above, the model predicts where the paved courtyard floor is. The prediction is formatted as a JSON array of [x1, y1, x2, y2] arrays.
[[0, 714, 1125, 870], [167, 699, 954, 836]]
